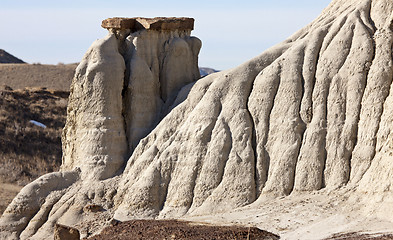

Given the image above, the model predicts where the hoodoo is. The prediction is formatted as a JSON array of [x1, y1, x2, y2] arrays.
[[1, 0, 393, 239], [62, 17, 201, 180]]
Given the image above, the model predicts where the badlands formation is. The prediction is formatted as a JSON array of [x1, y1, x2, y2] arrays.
[[1, 0, 393, 239]]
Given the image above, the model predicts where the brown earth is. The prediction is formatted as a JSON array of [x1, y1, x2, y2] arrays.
[[86, 219, 280, 240]]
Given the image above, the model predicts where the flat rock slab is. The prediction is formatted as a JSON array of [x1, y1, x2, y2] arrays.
[[101, 18, 136, 30], [101, 17, 194, 31]]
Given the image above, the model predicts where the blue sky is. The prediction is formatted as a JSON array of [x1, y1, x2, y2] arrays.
[[0, 0, 331, 70]]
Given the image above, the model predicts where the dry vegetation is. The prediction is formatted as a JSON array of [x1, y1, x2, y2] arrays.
[[0, 86, 68, 185]]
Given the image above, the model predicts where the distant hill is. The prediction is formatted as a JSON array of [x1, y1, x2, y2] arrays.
[[199, 67, 219, 77], [0, 49, 25, 64], [0, 63, 77, 91]]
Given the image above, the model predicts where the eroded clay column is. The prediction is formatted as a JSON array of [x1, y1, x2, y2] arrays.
[[103, 17, 201, 151]]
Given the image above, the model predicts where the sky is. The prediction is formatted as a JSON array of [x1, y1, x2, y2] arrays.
[[0, 0, 331, 70]]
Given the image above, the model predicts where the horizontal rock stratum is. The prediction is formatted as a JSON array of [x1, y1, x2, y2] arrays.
[[2, 1, 393, 239], [101, 17, 195, 31]]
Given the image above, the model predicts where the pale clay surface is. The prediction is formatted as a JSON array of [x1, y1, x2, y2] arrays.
[[1, 1, 393, 239]]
